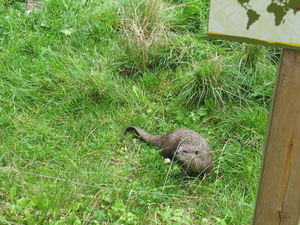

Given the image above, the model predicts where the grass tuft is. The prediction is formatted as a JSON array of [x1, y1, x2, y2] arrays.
[[117, 0, 176, 74]]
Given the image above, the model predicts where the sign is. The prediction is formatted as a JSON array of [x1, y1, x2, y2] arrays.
[[208, 0, 300, 50]]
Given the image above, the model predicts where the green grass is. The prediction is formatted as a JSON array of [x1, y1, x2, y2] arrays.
[[0, 0, 278, 224]]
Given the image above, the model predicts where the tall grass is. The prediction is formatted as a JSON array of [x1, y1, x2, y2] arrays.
[[117, 0, 175, 74], [0, 0, 277, 224]]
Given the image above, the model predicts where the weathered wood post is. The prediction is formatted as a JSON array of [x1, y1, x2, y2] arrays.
[[252, 49, 300, 224], [208, 1, 300, 224]]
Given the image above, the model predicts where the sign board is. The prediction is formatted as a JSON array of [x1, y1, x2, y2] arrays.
[[208, 0, 300, 50], [208, 1, 300, 224]]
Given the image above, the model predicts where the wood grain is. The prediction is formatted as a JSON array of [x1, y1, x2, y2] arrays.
[[253, 49, 300, 225]]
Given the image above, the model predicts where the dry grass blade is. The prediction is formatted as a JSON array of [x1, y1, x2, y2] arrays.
[[119, 0, 174, 68], [25, 0, 44, 14]]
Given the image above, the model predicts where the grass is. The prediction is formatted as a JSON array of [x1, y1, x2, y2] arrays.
[[0, 0, 278, 224]]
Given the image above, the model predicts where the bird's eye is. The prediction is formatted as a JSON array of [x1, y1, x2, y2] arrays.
[[183, 150, 187, 153], [195, 151, 199, 155]]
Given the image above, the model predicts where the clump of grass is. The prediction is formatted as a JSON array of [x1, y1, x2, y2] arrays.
[[174, 0, 209, 35], [118, 0, 175, 73], [239, 44, 264, 72], [175, 52, 229, 108], [175, 42, 275, 108]]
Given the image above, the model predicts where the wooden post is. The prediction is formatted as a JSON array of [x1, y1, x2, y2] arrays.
[[253, 49, 300, 224]]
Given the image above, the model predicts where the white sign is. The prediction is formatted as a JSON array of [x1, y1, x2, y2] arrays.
[[208, 0, 300, 50]]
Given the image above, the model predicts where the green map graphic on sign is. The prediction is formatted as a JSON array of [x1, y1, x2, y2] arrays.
[[238, 0, 300, 29], [208, 0, 300, 50]]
